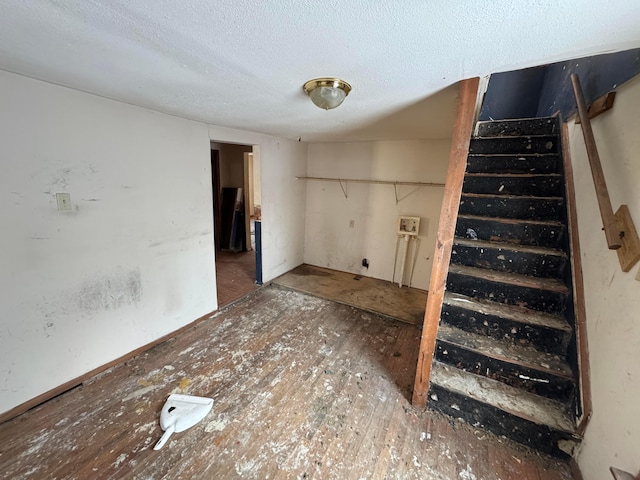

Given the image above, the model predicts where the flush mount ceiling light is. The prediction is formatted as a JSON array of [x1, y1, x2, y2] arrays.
[[303, 78, 352, 110]]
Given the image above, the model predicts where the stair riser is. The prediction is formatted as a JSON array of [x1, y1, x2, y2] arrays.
[[446, 272, 567, 313], [441, 303, 571, 355], [470, 136, 559, 155], [459, 195, 565, 221], [476, 118, 558, 137], [463, 175, 564, 197], [435, 341, 575, 402], [456, 217, 565, 249], [428, 384, 575, 458], [467, 155, 561, 174], [451, 243, 566, 279]]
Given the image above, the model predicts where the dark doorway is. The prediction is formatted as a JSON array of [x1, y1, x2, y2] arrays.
[[211, 149, 221, 251], [210, 143, 260, 307]]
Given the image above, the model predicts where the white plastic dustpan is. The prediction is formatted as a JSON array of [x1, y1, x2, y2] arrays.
[[153, 393, 214, 450]]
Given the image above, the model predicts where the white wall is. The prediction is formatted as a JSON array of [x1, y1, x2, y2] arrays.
[[0, 69, 214, 414], [569, 74, 640, 479], [304, 140, 451, 290], [0, 70, 307, 416]]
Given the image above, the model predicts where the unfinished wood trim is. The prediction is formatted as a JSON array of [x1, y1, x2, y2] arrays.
[[471, 75, 491, 135], [0, 309, 217, 425], [575, 91, 616, 125], [561, 121, 592, 435], [412, 77, 480, 408], [570, 73, 622, 250], [614, 205, 640, 272]]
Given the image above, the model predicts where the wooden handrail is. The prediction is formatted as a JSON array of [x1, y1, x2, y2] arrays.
[[570, 73, 622, 249], [412, 77, 480, 408]]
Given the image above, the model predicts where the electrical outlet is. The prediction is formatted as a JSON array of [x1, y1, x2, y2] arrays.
[[56, 193, 72, 211], [349, 219, 355, 228]]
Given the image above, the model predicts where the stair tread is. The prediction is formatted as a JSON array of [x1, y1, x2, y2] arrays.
[[472, 134, 559, 140], [431, 361, 575, 433], [444, 292, 572, 332], [476, 117, 557, 130], [462, 192, 564, 201], [468, 153, 560, 158], [465, 173, 563, 178], [437, 324, 572, 377], [477, 116, 557, 124], [458, 214, 564, 228], [453, 237, 566, 258], [448, 264, 569, 294]]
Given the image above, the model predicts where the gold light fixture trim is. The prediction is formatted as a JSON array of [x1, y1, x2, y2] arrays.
[[303, 77, 352, 110]]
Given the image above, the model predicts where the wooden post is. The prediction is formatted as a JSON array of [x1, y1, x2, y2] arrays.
[[412, 77, 480, 408], [570, 73, 622, 250]]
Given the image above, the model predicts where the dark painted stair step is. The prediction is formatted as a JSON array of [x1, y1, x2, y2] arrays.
[[459, 193, 565, 221], [442, 292, 572, 355], [429, 361, 579, 457], [456, 214, 565, 249], [435, 324, 574, 401], [467, 153, 561, 175], [451, 237, 567, 279], [446, 264, 569, 313], [463, 173, 564, 197], [469, 135, 559, 155], [476, 117, 558, 137]]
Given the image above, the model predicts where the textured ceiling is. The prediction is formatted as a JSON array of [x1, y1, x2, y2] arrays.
[[1, 1, 639, 142]]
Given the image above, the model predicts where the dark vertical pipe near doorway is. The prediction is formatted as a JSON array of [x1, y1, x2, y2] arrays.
[[211, 149, 222, 251], [255, 220, 263, 285]]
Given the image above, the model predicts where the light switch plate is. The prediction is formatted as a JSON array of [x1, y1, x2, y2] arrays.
[[56, 193, 72, 211]]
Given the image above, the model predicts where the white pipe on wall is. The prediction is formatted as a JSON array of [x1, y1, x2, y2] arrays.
[[398, 234, 411, 287]]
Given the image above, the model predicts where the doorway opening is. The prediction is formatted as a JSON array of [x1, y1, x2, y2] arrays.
[[210, 142, 262, 307]]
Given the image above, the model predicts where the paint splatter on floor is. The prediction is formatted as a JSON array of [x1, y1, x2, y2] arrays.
[[0, 286, 573, 479]]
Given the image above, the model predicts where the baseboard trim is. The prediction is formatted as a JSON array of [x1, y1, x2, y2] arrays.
[[0, 309, 217, 425]]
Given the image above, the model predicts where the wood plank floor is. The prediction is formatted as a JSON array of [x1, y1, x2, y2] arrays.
[[0, 286, 573, 479], [273, 264, 428, 325], [216, 249, 259, 307]]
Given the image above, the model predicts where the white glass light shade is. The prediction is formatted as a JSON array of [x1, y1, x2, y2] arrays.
[[309, 85, 347, 110], [303, 78, 352, 110]]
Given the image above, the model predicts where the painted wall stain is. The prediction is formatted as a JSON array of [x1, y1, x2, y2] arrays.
[[77, 269, 142, 312]]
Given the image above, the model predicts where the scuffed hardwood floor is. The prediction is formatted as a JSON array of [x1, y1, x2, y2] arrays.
[[0, 286, 573, 479], [273, 264, 428, 326], [216, 249, 259, 307]]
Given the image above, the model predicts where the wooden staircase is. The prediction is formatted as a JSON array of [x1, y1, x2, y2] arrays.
[[427, 116, 582, 457]]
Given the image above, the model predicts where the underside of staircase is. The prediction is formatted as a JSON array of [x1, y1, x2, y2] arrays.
[[427, 116, 582, 458]]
